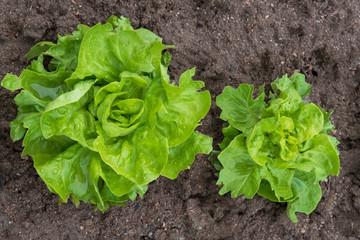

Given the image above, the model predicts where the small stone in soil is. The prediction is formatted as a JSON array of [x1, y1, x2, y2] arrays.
[[24, 221, 30, 228], [229, 63, 235, 71]]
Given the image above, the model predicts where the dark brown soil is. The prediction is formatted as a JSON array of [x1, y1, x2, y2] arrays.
[[1, 0, 359, 239]]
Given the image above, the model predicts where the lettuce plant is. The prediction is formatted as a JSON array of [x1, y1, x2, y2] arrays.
[[1, 16, 212, 210], [215, 73, 340, 222]]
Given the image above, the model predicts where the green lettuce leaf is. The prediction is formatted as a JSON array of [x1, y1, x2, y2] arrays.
[[263, 161, 294, 200], [22, 112, 75, 156], [219, 124, 239, 151], [34, 143, 144, 211], [40, 80, 97, 149], [292, 103, 323, 143], [66, 21, 164, 87], [24, 41, 56, 59], [217, 134, 262, 198], [286, 170, 322, 222], [320, 108, 335, 134], [246, 117, 280, 166], [106, 15, 134, 32], [9, 90, 50, 141], [153, 66, 211, 147], [161, 132, 213, 179], [288, 72, 311, 97], [1, 74, 22, 91], [216, 84, 265, 132], [290, 134, 340, 181], [94, 124, 169, 185], [19, 55, 70, 101]]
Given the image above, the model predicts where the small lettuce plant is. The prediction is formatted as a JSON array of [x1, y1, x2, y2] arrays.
[[215, 73, 340, 222], [1, 16, 212, 210]]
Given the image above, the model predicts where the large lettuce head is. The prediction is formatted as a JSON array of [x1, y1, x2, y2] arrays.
[[215, 73, 340, 222], [1, 16, 212, 210]]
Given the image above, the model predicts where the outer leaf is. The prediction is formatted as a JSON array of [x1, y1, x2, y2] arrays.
[[99, 184, 147, 210], [100, 161, 136, 197], [24, 41, 56, 59], [9, 117, 27, 142], [161, 132, 213, 179], [217, 134, 262, 198], [289, 73, 311, 97], [257, 168, 322, 222], [1, 74, 22, 91], [106, 15, 134, 32], [271, 74, 309, 99], [217, 84, 265, 132], [320, 108, 335, 134], [66, 23, 164, 87], [34, 143, 138, 211], [208, 151, 222, 172], [290, 134, 340, 181], [128, 184, 148, 200], [98, 185, 127, 209], [46, 36, 81, 72], [65, 23, 114, 86], [34, 144, 104, 207], [257, 180, 289, 202], [14, 90, 48, 110], [22, 112, 75, 156], [20, 55, 70, 100], [10, 90, 50, 141], [271, 74, 293, 95], [107, 30, 163, 73], [40, 80, 97, 149], [286, 171, 322, 222], [94, 124, 168, 185], [161, 52, 172, 67], [328, 135, 340, 155], [263, 162, 294, 200], [43, 24, 89, 72], [219, 124, 240, 151], [269, 75, 303, 115], [154, 67, 211, 147]]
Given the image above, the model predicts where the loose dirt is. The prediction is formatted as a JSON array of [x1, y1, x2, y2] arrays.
[[0, 0, 359, 239]]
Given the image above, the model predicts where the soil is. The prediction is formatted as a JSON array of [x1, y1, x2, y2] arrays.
[[0, 0, 359, 239]]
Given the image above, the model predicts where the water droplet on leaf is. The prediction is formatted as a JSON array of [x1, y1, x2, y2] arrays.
[[58, 107, 67, 115], [64, 152, 73, 159]]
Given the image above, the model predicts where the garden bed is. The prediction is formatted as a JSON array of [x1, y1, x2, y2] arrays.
[[0, 0, 359, 239]]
